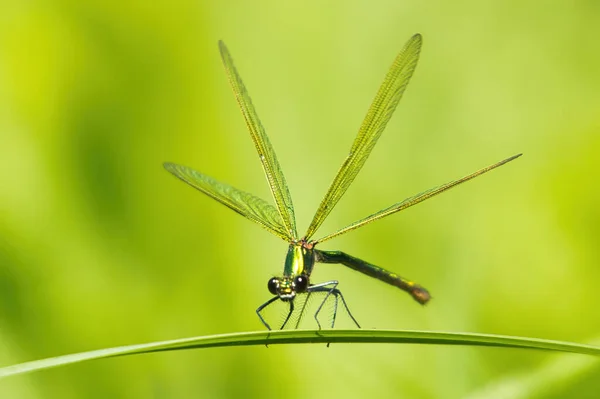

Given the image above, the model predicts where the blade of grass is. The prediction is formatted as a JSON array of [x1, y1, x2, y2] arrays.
[[465, 337, 600, 399], [1, 329, 599, 379]]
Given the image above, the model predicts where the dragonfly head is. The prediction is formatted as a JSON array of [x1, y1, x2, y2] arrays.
[[267, 275, 309, 301]]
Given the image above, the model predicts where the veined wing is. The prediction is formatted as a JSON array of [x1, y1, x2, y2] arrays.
[[218, 41, 298, 240], [314, 154, 522, 243], [304, 34, 423, 240], [164, 162, 291, 241]]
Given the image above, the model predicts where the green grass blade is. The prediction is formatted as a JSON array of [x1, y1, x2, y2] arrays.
[[219, 41, 297, 240], [464, 341, 600, 399], [1, 329, 599, 379], [305, 34, 422, 240]]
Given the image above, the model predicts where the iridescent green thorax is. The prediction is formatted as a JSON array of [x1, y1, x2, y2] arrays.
[[283, 242, 316, 278]]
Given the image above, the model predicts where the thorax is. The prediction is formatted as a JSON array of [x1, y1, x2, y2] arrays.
[[283, 242, 315, 277]]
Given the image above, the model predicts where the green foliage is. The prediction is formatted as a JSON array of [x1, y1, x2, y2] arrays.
[[1, 330, 599, 379]]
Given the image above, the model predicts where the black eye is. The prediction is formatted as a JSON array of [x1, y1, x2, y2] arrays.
[[267, 278, 279, 295], [293, 275, 308, 293]]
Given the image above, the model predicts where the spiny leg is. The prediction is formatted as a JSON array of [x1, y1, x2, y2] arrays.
[[308, 281, 361, 329], [280, 299, 295, 330], [331, 290, 339, 329], [333, 288, 361, 328], [294, 291, 312, 329], [315, 286, 339, 329], [256, 296, 279, 330], [307, 281, 337, 329]]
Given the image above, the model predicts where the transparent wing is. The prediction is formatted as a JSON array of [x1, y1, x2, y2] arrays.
[[314, 154, 522, 243], [219, 41, 298, 240], [304, 34, 423, 240], [164, 162, 291, 241]]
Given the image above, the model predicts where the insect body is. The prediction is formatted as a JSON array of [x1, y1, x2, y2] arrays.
[[164, 34, 521, 330]]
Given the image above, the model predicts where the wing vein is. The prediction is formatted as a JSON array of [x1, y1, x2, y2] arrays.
[[164, 163, 290, 241]]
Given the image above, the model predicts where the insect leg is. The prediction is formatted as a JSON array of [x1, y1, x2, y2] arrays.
[[256, 296, 279, 330], [294, 291, 312, 329], [309, 282, 361, 329], [280, 299, 295, 330]]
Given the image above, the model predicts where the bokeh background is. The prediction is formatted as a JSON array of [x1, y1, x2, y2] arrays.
[[1, 1, 600, 398]]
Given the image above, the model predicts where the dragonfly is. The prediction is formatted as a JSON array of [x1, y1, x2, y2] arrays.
[[164, 33, 521, 331]]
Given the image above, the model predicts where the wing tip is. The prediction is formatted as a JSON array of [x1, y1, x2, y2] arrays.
[[506, 153, 523, 163], [218, 40, 229, 58], [410, 33, 423, 48], [163, 162, 179, 174]]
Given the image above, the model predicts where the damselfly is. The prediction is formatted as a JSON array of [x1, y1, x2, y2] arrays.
[[164, 34, 521, 330]]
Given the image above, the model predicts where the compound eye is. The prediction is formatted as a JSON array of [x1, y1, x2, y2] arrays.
[[267, 278, 279, 295], [293, 275, 308, 293]]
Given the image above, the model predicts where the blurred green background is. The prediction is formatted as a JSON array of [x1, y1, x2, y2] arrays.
[[1, 0, 600, 398]]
